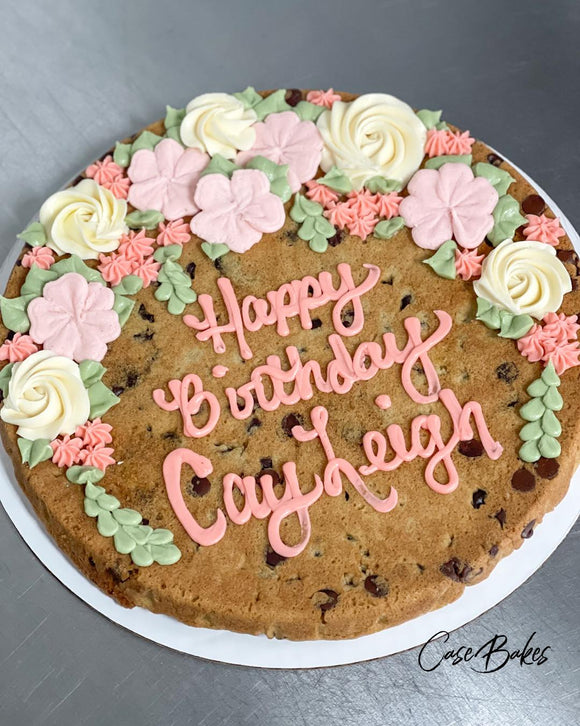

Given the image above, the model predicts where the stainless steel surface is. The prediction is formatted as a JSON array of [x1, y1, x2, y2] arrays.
[[0, 1, 578, 724]]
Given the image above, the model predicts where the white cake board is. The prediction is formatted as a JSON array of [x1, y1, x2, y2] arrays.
[[0, 153, 578, 668]]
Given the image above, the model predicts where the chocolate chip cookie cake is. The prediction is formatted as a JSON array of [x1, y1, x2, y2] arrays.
[[1, 88, 579, 640]]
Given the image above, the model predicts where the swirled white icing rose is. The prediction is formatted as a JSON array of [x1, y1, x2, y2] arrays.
[[473, 239, 572, 319], [0, 350, 90, 440], [180, 92, 258, 159], [316, 93, 426, 190], [39, 179, 127, 260]]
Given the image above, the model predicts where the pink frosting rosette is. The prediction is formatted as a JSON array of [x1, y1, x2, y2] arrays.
[[190, 169, 285, 254], [27, 272, 121, 362], [399, 163, 498, 250], [128, 138, 209, 220], [236, 111, 323, 192]]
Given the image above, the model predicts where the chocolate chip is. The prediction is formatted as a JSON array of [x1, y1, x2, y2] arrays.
[[556, 249, 578, 265], [327, 229, 343, 247], [507, 399, 519, 407], [344, 490, 350, 501], [247, 417, 262, 434], [260, 457, 273, 470], [281, 412, 303, 437], [189, 476, 211, 497], [88, 556, 96, 567], [6, 330, 15, 340], [141, 518, 149, 526], [186, 261, 197, 280], [266, 546, 287, 567], [311, 317, 322, 329], [162, 431, 178, 440], [214, 257, 224, 272], [284, 88, 302, 107], [133, 330, 154, 342], [138, 303, 155, 323], [484, 237, 494, 248], [341, 308, 354, 328], [493, 508, 507, 528], [400, 294, 413, 311], [535, 457, 559, 480], [112, 386, 125, 396], [259, 468, 281, 487], [487, 153, 503, 167], [440, 558, 473, 583], [521, 519, 536, 539], [417, 563, 425, 572], [489, 545, 499, 558], [364, 575, 389, 598], [514, 224, 526, 239], [472, 489, 487, 509], [511, 468, 536, 492], [521, 194, 545, 216], [459, 439, 484, 457], [315, 589, 339, 623], [496, 361, 518, 384], [126, 371, 139, 388]]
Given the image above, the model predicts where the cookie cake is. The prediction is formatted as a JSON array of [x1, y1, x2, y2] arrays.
[[1, 88, 579, 640]]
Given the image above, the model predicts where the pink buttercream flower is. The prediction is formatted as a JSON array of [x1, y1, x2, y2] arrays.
[[157, 218, 191, 246], [375, 192, 403, 220], [132, 256, 161, 287], [345, 189, 380, 217], [128, 138, 209, 220], [546, 342, 580, 376], [347, 213, 378, 241], [445, 130, 475, 155], [79, 443, 115, 471], [0, 333, 39, 363], [191, 169, 285, 253], [399, 163, 499, 250], [27, 272, 121, 362], [306, 88, 341, 109], [76, 418, 113, 447], [118, 229, 155, 261], [455, 248, 485, 280], [424, 129, 450, 158], [85, 155, 124, 185], [517, 324, 546, 363], [236, 111, 323, 192], [523, 214, 566, 247], [50, 434, 84, 468], [97, 252, 134, 286], [305, 180, 339, 207], [105, 174, 131, 200], [542, 312, 580, 346], [21, 246, 55, 270], [324, 201, 356, 230]]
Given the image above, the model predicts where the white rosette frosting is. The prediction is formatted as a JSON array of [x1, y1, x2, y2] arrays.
[[180, 92, 258, 159], [0, 350, 90, 440], [316, 93, 427, 190], [40, 179, 128, 260], [473, 239, 572, 319]]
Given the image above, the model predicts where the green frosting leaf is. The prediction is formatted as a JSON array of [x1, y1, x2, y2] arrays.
[[245, 156, 292, 202], [488, 194, 527, 246], [519, 420, 543, 442], [293, 100, 324, 122], [86, 381, 120, 419], [113, 294, 135, 327], [519, 398, 546, 422], [233, 86, 263, 110], [290, 194, 322, 222], [113, 142, 132, 167], [0, 363, 14, 397], [200, 154, 239, 178], [497, 310, 534, 339], [17, 437, 52, 468], [164, 105, 186, 144], [318, 166, 352, 194], [111, 274, 144, 296], [425, 155, 473, 170], [416, 109, 445, 130], [20, 266, 59, 297], [542, 386, 563, 411], [423, 240, 457, 279], [79, 360, 106, 388], [541, 408, 562, 437], [289, 194, 335, 253], [541, 361, 560, 387], [518, 440, 541, 463], [201, 242, 230, 260], [364, 176, 402, 194], [538, 434, 561, 459], [374, 217, 405, 240], [475, 297, 501, 330], [308, 236, 329, 254], [51, 255, 105, 285], [153, 244, 182, 263], [131, 130, 164, 153], [0, 294, 32, 332], [125, 209, 165, 230], [518, 362, 563, 461], [155, 258, 197, 315], [526, 379, 547, 398], [17, 222, 47, 247], [472, 162, 515, 196], [254, 89, 290, 120], [66, 465, 105, 485]]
